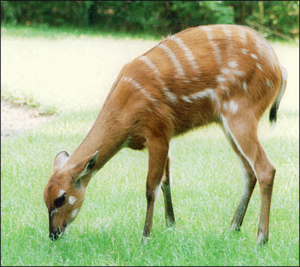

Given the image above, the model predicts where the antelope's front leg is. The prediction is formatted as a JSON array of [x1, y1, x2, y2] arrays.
[[142, 137, 169, 239]]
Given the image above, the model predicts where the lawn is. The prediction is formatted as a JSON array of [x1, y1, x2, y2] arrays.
[[1, 25, 299, 266]]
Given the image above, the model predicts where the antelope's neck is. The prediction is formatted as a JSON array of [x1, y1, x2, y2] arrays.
[[66, 100, 130, 172]]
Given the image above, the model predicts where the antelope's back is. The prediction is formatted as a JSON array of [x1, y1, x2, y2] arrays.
[[118, 25, 282, 136]]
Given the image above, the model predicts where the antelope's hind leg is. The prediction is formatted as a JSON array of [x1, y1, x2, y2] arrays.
[[220, 113, 276, 246], [161, 157, 176, 228]]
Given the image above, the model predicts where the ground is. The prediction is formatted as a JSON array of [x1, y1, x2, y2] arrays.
[[1, 100, 53, 139]]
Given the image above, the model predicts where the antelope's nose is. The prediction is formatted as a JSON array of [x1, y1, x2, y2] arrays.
[[49, 227, 63, 241], [49, 231, 60, 241]]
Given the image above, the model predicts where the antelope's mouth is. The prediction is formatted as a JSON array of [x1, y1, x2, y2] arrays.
[[49, 223, 67, 241]]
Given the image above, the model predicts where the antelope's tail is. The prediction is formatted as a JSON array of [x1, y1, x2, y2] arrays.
[[269, 65, 288, 124]]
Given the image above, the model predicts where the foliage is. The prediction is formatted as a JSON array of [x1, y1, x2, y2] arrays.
[[1, 1, 299, 40]]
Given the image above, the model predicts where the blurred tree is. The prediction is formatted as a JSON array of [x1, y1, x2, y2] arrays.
[[1, 1, 298, 40]]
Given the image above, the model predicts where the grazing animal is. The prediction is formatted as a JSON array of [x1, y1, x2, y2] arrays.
[[43, 24, 287, 246]]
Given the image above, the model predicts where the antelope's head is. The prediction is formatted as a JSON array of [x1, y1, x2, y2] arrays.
[[43, 150, 98, 240]]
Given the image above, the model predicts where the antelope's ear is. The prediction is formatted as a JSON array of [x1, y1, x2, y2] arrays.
[[75, 151, 98, 182], [53, 151, 70, 170]]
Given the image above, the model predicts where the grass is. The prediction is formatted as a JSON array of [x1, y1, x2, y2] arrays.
[[1, 25, 299, 266]]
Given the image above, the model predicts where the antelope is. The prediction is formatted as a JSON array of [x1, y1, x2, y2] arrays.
[[43, 24, 287, 247]]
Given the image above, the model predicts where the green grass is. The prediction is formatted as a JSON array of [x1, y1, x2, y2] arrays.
[[1, 25, 299, 266]]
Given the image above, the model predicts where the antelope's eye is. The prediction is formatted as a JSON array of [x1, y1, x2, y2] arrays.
[[54, 194, 66, 207]]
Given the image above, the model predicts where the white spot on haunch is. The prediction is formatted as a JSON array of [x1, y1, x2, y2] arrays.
[[217, 75, 226, 83], [251, 54, 258, 60], [233, 70, 245, 77], [241, 49, 248, 55], [228, 61, 238, 68], [221, 68, 231, 75], [71, 208, 79, 219], [243, 82, 248, 91], [229, 100, 238, 114], [69, 196, 77, 205], [256, 63, 262, 71], [223, 102, 228, 110], [266, 79, 272, 89]]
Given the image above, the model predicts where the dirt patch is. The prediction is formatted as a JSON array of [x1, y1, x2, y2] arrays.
[[1, 100, 54, 139]]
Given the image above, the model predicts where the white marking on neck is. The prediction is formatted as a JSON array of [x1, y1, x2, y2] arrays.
[[159, 43, 185, 79], [229, 100, 238, 114], [69, 196, 77, 205], [71, 208, 79, 219]]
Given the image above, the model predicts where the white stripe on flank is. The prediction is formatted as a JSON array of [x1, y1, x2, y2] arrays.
[[182, 96, 192, 103], [159, 43, 185, 78], [139, 56, 160, 76], [173, 37, 199, 72], [139, 56, 177, 102], [123, 77, 157, 104], [243, 81, 248, 91], [182, 88, 220, 109], [202, 26, 222, 65]]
